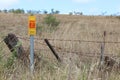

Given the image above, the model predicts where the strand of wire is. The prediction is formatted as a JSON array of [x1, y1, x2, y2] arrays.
[[17, 37, 120, 57], [0, 36, 118, 59], [17, 36, 120, 44], [2, 36, 120, 57]]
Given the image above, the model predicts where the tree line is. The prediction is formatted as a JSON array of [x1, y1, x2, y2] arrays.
[[0, 8, 84, 15], [0, 8, 60, 14], [1, 8, 119, 16]]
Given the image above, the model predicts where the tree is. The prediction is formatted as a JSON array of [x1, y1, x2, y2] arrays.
[[14, 9, 22, 13], [55, 10, 60, 14], [27, 10, 32, 14], [50, 9, 60, 14], [36, 10, 41, 14], [8, 9, 15, 13], [3, 9, 7, 13], [80, 12, 83, 15], [51, 8, 54, 14], [74, 11, 83, 15], [43, 10, 48, 14], [69, 12, 73, 15], [8, 9, 25, 14], [27, 10, 41, 14]]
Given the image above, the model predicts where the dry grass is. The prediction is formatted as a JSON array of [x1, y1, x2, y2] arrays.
[[0, 13, 120, 80]]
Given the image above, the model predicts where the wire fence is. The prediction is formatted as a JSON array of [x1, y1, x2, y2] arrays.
[[17, 36, 119, 58], [0, 34, 120, 60], [18, 36, 120, 43]]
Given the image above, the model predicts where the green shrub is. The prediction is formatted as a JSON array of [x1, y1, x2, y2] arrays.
[[4, 49, 17, 69], [5, 56, 15, 68], [44, 14, 60, 27], [37, 14, 60, 34]]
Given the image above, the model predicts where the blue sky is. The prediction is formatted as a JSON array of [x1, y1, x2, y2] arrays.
[[0, 0, 120, 15]]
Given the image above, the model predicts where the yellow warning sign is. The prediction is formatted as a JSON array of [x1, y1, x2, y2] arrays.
[[28, 16, 36, 35]]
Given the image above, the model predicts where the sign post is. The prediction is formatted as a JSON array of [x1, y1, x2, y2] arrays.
[[30, 35, 34, 73], [28, 15, 36, 73]]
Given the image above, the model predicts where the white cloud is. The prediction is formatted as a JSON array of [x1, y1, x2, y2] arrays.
[[0, 0, 19, 9], [73, 0, 94, 3]]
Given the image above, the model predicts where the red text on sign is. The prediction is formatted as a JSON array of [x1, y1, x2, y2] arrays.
[[29, 20, 35, 28]]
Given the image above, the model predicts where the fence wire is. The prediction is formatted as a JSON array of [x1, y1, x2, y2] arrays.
[[17, 36, 120, 43], [18, 36, 119, 58], [0, 35, 119, 58]]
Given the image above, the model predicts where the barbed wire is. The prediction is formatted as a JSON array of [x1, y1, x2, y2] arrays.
[[23, 47, 118, 58], [17, 36, 120, 43], [0, 36, 119, 58], [47, 38, 120, 43], [1, 36, 120, 53], [14, 36, 120, 58]]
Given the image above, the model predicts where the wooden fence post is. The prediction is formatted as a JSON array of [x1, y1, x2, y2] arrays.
[[44, 39, 61, 62], [4, 33, 25, 58], [100, 31, 106, 69]]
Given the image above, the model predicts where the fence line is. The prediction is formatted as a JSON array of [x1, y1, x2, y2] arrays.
[[23, 45, 118, 58], [23, 47, 118, 58], [17, 36, 120, 58], [0, 36, 119, 58], [17, 36, 120, 44], [1, 36, 120, 52]]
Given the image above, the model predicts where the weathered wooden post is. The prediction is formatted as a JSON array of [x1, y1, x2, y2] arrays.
[[44, 39, 61, 62], [100, 31, 106, 69], [4, 33, 25, 58]]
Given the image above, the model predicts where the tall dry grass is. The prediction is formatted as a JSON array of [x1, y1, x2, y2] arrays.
[[0, 13, 120, 80]]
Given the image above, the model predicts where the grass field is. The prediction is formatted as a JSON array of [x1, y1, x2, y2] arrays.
[[0, 13, 120, 80]]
